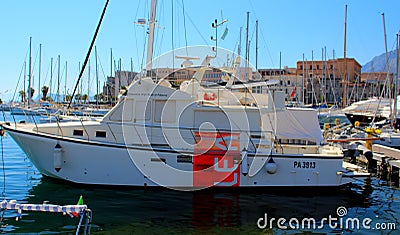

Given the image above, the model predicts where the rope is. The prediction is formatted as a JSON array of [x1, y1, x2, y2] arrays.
[[76, 212, 85, 235], [0, 135, 5, 226], [0, 134, 5, 199], [181, 0, 188, 56]]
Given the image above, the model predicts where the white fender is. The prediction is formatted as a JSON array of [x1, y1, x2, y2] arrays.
[[54, 143, 62, 172], [241, 149, 248, 176], [264, 158, 277, 174]]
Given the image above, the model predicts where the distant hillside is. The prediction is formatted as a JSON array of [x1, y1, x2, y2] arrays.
[[362, 49, 398, 73]]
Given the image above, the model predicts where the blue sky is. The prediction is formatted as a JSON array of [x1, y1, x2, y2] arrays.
[[0, 0, 399, 101]]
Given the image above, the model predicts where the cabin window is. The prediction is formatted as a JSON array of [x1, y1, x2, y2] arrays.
[[135, 100, 151, 121], [154, 100, 176, 123], [96, 131, 107, 138], [109, 98, 134, 122], [73, 129, 84, 136]]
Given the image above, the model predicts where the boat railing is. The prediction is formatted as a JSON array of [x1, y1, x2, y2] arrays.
[[79, 118, 90, 141]]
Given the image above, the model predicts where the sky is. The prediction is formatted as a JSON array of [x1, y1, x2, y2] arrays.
[[0, 0, 399, 101]]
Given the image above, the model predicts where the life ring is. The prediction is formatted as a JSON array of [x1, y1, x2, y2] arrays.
[[203, 92, 216, 101]]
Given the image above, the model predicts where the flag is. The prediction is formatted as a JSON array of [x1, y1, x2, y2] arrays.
[[221, 27, 229, 40], [72, 195, 84, 217], [290, 86, 297, 97], [137, 19, 146, 24]]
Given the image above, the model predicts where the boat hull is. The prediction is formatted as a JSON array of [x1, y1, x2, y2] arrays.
[[344, 112, 387, 126], [2, 123, 353, 188]]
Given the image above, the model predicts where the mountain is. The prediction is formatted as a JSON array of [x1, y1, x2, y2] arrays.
[[362, 49, 398, 73]]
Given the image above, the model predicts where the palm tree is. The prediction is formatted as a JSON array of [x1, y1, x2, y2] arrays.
[[82, 94, 88, 103], [41, 86, 49, 101], [65, 94, 72, 102], [94, 93, 104, 102], [28, 87, 35, 99], [19, 90, 26, 103], [75, 93, 82, 102]]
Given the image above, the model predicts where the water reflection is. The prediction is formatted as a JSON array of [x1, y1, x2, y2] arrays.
[[2, 177, 373, 234]]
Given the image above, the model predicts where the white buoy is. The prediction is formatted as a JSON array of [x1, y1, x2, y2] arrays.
[[54, 143, 62, 172], [241, 148, 248, 176], [264, 158, 277, 174]]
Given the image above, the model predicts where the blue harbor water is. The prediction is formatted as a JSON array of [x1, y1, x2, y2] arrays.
[[0, 113, 399, 234]]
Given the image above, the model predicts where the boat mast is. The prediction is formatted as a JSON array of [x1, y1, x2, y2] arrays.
[[38, 44, 41, 101], [382, 13, 392, 118], [245, 11, 250, 77], [28, 37, 32, 106], [88, 60, 90, 104], [57, 55, 60, 104], [394, 33, 399, 124], [145, 0, 157, 77], [302, 53, 305, 105], [255, 20, 258, 71], [23, 61, 26, 106], [50, 58, 53, 102], [342, 5, 348, 108], [110, 48, 113, 104], [95, 46, 99, 105], [65, 61, 68, 103], [67, 0, 109, 110], [238, 27, 242, 57]]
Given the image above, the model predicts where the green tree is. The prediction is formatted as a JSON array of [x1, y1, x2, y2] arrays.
[[82, 94, 88, 103], [65, 94, 72, 102], [28, 87, 35, 99], [94, 93, 104, 102], [41, 86, 49, 101], [19, 90, 26, 103], [75, 93, 82, 101]]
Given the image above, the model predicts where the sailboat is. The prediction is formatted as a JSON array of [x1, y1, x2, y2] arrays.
[[373, 34, 400, 149], [0, 0, 367, 188]]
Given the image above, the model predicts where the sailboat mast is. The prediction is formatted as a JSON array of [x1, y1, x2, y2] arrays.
[[238, 27, 242, 57], [245, 11, 250, 72], [67, 0, 109, 110], [382, 13, 389, 71], [255, 20, 258, 71], [302, 53, 305, 105], [38, 44, 41, 101], [50, 58, 53, 102], [342, 4, 348, 108], [381, 13, 393, 120], [110, 48, 113, 104], [65, 61, 68, 103], [88, 60, 90, 104], [382, 13, 391, 100], [95, 46, 99, 105], [57, 55, 60, 104], [23, 61, 26, 105], [394, 33, 399, 123], [146, 0, 157, 75], [28, 37, 32, 106]]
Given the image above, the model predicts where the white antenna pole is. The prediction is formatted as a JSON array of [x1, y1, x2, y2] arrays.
[[146, 0, 157, 75]]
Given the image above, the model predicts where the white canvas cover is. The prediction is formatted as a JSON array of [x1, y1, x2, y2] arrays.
[[275, 108, 324, 144]]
